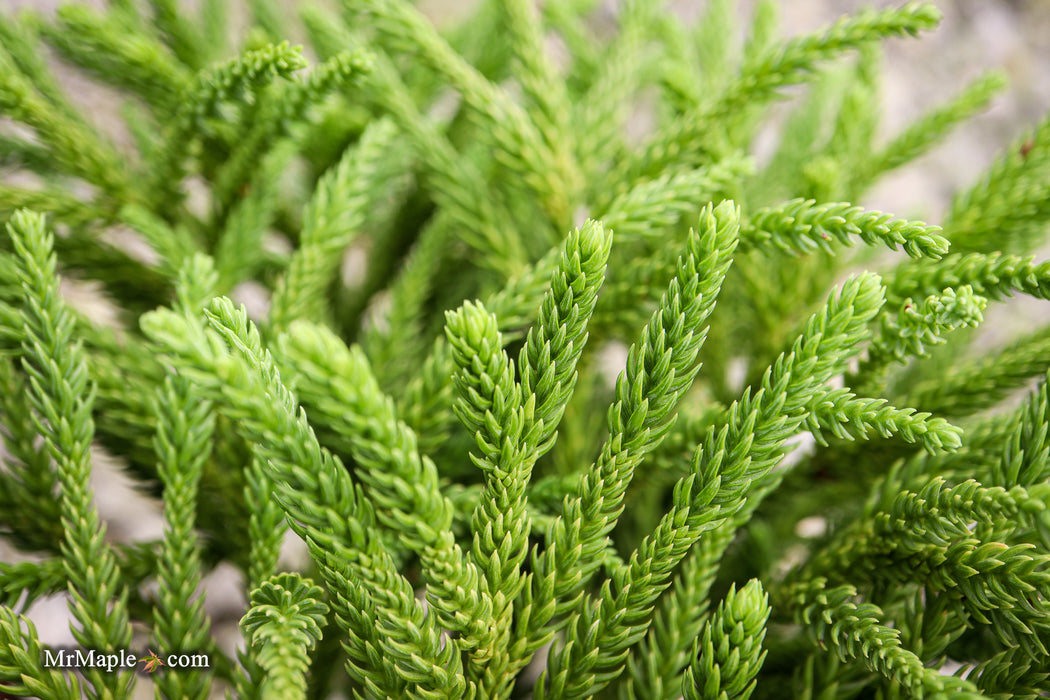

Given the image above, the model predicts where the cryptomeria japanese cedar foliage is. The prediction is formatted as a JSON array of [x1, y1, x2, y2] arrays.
[[1, 0, 1049, 698]]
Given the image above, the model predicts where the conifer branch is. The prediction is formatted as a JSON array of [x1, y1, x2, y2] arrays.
[[0, 45, 129, 198], [0, 357, 64, 553], [201, 299, 471, 699], [805, 387, 963, 452], [0, 186, 104, 227], [141, 304, 400, 695], [0, 559, 66, 611], [151, 376, 215, 700], [803, 476, 1050, 659], [681, 579, 770, 700], [0, 544, 160, 615], [619, 544, 713, 700], [362, 212, 449, 393], [992, 373, 1050, 488], [539, 272, 884, 699], [41, 4, 193, 112], [244, 452, 285, 590], [9, 210, 133, 699], [530, 202, 738, 620], [623, 272, 889, 700], [575, 0, 660, 187], [626, 3, 940, 181], [0, 134, 55, 175], [599, 158, 752, 240], [150, 42, 307, 207], [0, 11, 86, 124], [867, 71, 1007, 180], [857, 285, 987, 386], [0, 607, 82, 700], [178, 42, 307, 139], [497, 0, 575, 172], [269, 118, 402, 334], [446, 220, 611, 695], [530, 203, 741, 697], [213, 49, 373, 209], [275, 320, 491, 645], [947, 111, 1050, 254], [361, 44, 529, 276], [728, 2, 939, 112], [789, 579, 984, 696], [350, 0, 574, 227], [967, 645, 1050, 699], [887, 252, 1050, 308], [387, 202, 709, 462], [118, 203, 201, 277], [900, 325, 1050, 417], [241, 573, 329, 700], [741, 199, 949, 258], [148, 0, 210, 69], [212, 143, 290, 292], [381, 229, 598, 460]]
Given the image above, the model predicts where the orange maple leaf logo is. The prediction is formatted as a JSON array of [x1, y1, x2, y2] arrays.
[[139, 650, 165, 673]]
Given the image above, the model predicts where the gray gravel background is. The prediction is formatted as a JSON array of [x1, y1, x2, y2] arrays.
[[1, 0, 1049, 697]]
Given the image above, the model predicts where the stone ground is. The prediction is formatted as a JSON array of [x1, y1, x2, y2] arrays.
[[1, 0, 1049, 697]]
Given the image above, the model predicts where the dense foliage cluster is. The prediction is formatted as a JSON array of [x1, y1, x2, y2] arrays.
[[1, 0, 1050, 698]]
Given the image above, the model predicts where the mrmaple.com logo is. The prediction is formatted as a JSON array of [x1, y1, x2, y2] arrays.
[[41, 648, 210, 673]]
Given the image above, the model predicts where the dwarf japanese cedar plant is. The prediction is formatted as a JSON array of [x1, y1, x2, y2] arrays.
[[1, 1, 1050, 699]]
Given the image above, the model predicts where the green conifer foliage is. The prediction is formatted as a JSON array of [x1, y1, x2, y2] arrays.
[[0, 1, 1048, 698]]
